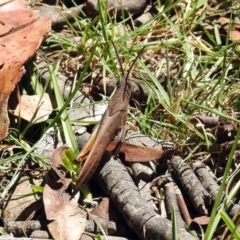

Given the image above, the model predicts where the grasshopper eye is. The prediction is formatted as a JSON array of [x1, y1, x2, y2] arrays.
[[116, 80, 121, 87], [116, 79, 126, 88]]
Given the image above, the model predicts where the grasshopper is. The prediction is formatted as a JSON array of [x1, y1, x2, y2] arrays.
[[74, 45, 145, 190]]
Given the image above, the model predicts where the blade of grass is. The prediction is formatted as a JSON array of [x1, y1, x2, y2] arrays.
[[98, 0, 113, 62], [171, 205, 178, 240], [138, 59, 170, 108], [182, 99, 240, 124], [45, 44, 97, 133], [219, 210, 240, 239], [204, 126, 240, 240], [50, 64, 78, 153]]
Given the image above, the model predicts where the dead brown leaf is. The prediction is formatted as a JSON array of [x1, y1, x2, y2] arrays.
[[91, 197, 123, 222], [218, 17, 240, 50], [192, 216, 210, 225], [50, 145, 69, 179], [44, 183, 86, 240], [3, 177, 42, 222], [13, 93, 53, 123], [43, 146, 86, 240], [230, 30, 240, 42], [218, 17, 240, 30], [0, 0, 51, 140]]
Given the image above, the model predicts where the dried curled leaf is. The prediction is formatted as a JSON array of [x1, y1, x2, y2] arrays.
[[13, 93, 53, 123], [0, 0, 51, 140], [43, 146, 86, 240]]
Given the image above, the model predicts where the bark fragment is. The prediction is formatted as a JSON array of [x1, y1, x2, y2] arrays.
[[176, 187, 192, 227], [215, 118, 237, 144], [95, 153, 197, 240], [84, 0, 147, 17], [192, 161, 240, 218], [164, 182, 185, 229], [35, 5, 84, 29], [169, 156, 212, 215], [192, 161, 219, 200], [192, 115, 219, 129], [5, 217, 134, 238]]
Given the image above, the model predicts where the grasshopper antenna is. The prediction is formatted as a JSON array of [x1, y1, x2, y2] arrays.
[[126, 46, 145, 81], [111, 39, 146, 99], [111, 40, 125, 78], [123, 46, 146, 99]]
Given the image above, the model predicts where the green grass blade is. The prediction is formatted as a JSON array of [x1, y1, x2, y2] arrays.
[[50, 64, 78, 153], [171, 205, 178, 240], [204, 126, 240, 240], [219, 210, 240, 239]]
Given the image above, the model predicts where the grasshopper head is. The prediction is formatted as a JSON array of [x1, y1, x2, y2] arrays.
[[117, 76, 131, 100]]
